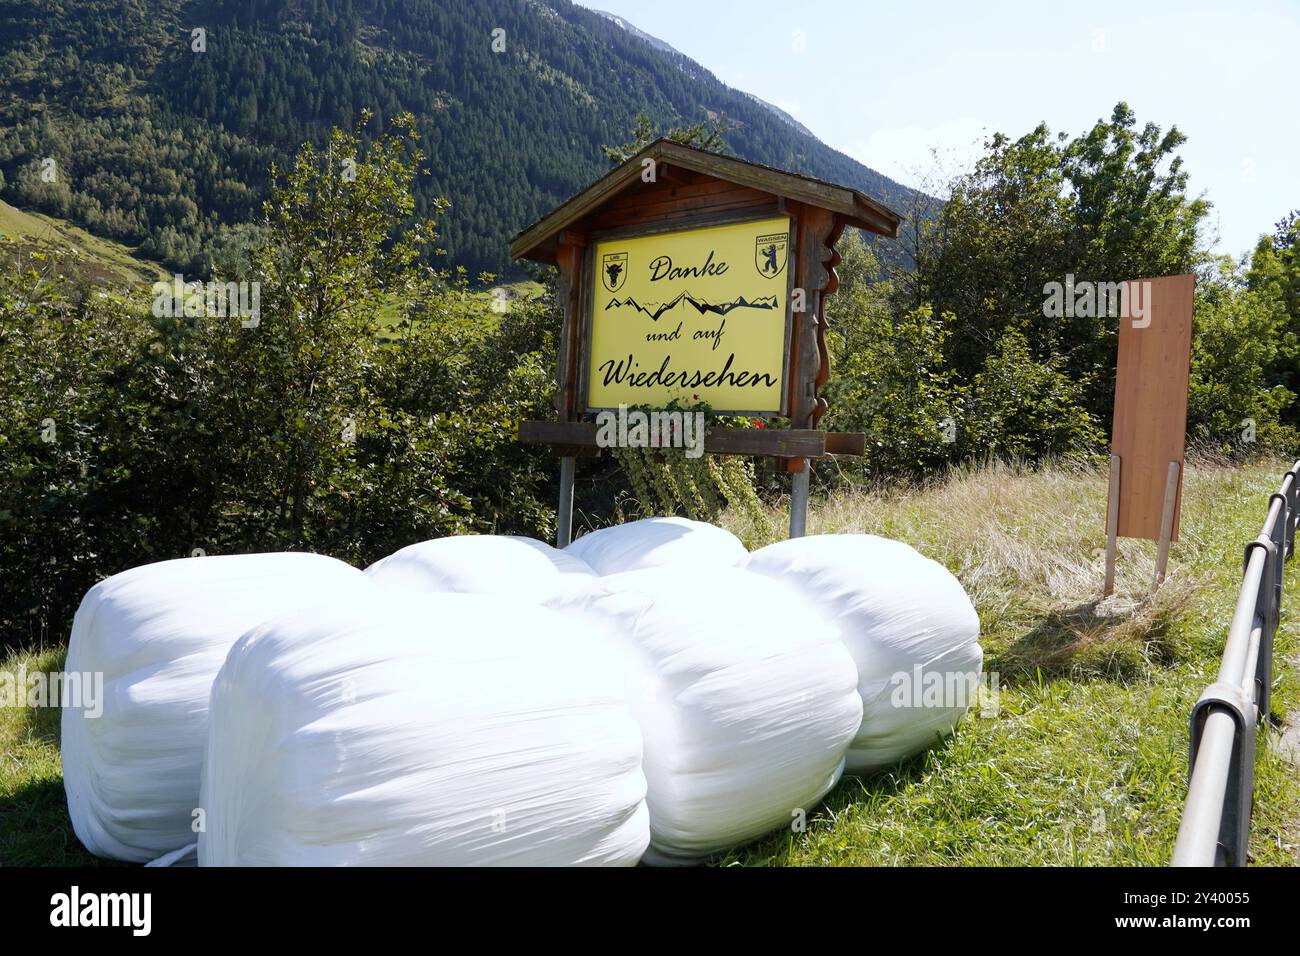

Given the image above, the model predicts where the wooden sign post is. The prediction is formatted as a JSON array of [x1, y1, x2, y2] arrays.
[[1104, 274, 1196, 595], [509, 140, 902, 546]]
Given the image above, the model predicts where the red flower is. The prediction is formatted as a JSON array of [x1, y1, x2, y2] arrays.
[[753, 419, 765, 429]]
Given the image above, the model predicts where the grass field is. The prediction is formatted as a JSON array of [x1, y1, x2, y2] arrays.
[[721, 456, 1300, 865], [0, 199, 170, 289], [2, 456, 1297, 866], [375, 279, 547, 331]]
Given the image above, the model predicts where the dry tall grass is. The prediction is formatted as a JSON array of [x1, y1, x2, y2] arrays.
[[718, 453, 1300, 865], [727, 454, 1286, 681]]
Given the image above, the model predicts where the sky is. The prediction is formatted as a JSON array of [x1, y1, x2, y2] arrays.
[[578, 0, 1298, 259]]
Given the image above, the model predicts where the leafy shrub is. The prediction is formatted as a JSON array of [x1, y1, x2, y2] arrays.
[[821, 234, 965, 477], [1187, 259, 1296, 454], [0, 119, 560, 649], [0, 243, 153, 646], [965, 327, 1105, 460]]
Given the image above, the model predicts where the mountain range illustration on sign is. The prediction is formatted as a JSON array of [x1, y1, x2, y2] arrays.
[[605, 291, 780, 321]]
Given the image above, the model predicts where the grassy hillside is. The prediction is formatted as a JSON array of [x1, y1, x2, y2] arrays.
[[0, 195, 539, 317], [2, 457, 1297, 865], [0, 199, 168, 288]]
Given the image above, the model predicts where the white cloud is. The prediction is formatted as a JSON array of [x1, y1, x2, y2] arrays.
[[840, 117, 992, 191]]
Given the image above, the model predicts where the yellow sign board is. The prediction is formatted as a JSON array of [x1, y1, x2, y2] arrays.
[[587, 216, 793, 413]]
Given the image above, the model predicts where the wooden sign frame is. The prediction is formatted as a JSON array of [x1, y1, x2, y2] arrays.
[[1103, 273, 1196, 594], [507, 139, 903, 545], [577, 210, 799, 417]]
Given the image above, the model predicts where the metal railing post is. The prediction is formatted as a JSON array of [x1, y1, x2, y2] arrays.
[[1171, 458, 1296, 867], [1286, 462, 1300, 558], [1250, 534, 1279, 720]]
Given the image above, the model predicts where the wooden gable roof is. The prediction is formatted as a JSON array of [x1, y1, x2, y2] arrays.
[[509, 138, 903, 265]]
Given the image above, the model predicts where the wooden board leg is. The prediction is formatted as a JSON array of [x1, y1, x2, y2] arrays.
[[1152, 460, 1181, 591], [556, 456, 576, 548], [1104, 454, 1121, 597], [789, 459, 810, 538]]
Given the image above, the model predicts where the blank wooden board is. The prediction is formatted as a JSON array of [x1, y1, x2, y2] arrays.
[[1110, 274, 1195, 541]]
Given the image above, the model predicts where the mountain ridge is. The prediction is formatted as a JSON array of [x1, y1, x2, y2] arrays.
[[590, 8, 818, 140], [0, 0, 914, 278]]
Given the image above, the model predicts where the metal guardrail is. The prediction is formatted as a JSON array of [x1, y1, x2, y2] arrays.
[[1171, 458, 1300, 866]]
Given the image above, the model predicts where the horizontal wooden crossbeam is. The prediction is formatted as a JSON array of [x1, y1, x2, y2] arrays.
[[519, 420, 864, 458]]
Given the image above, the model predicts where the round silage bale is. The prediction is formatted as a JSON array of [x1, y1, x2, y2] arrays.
[[61, 552, 377, 862], [742, 534, 983, 773], [564, 516, 747, 576], [547, 565, 862, 864], [366, 534, 595, 603], [199, 592, 649, 866]]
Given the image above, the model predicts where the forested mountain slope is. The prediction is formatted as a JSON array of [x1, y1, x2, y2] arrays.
[[0, 0, 913, 278]]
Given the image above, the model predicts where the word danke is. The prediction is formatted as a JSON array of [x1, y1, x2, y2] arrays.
[[648, 250, 728, 282]]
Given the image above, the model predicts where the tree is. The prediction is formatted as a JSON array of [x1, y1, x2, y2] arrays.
[[0, 115, 565, 647], [600, 109, 733, 165], [199, 112, 442, 549], [1247, 211, 1300, 422], [822, 231, 965, 476], [907, 103, 1211, 423], [1187, 256, 1294, 452]]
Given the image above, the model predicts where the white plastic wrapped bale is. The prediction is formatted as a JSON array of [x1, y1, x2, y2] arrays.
[[547, 566, 862, 865], [61, 552, 376, 863], [365, 534, 595, 603], [742, 534, 982, 773], [564, 516, 747, 576], [199, 594, 648, 866]]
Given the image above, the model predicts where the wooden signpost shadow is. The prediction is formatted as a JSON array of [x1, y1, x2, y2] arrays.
[[1103, 274, 1196, 596]]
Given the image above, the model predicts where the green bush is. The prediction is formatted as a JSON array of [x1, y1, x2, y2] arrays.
[[821, 234, 965, 477], [0, 119, 560, 650], [965, 327, 1105, 460], [822, 232, 1104, 475], [1187, 258, 1296, 454], [0, 243, 154, 646]]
